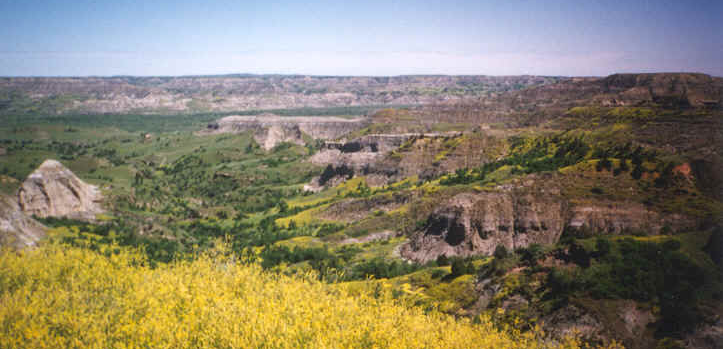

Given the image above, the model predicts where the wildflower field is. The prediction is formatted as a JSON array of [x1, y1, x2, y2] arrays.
[[0, 242, 607, 349]]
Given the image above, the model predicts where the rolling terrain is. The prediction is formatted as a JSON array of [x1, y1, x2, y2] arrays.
[[0, 72, 722, 349], [0, 74, 559, 114]]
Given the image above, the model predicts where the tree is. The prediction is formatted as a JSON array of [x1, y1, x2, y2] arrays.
[[569, 242, 590, 267], [632, 164, 644, 179], [519, 244, 544, 266], [655, 163, 676, 188], [596, 157, 612, 172], [619, 159, 630, 172], [277, 200, 288, 214], [436, 254, 450, 266], [450, 258, 474, 277], [595, 238, 611, 257], [493, 245, 509, 259]]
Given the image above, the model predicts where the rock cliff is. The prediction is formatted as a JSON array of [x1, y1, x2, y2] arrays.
[[401, 186, 566, 263], [17, 160, 104, 220], [203, 115, 371, 149], [0, 194, 45, 249], [401, 187, 696, 263], [566, 201, 693, 235], [310, 132, 464, 187]]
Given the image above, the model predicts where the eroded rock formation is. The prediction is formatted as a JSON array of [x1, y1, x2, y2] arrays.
[[205, 115, 370, 138], [0, 194, 46, 249], [17, 160, 104, 220], [401, 187, 696, 263], [401, 187, 566, 263], [566, 201, 693, 235]]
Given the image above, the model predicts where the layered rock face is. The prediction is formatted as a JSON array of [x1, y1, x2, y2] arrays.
[[401, 187, 696, 263], [310, 133, 463, 187], [17, 160, 104, 220], [310, 134, 416, 169], [401, 187, 566, 263], [258, 124, 305, 150], [205, 115, 370, 138], [599, 73, 721, 107], [567, 201, 693, 235], [0, 194, 46, 249], [0, 75, 557, 114]]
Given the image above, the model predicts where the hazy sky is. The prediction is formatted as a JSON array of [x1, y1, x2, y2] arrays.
[[1, 0, 721, 76]]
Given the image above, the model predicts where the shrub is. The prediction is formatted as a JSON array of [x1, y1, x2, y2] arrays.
[[0, 243, 570, 349]]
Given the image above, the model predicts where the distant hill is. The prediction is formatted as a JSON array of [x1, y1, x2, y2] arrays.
[[0, 75, 561, 115]]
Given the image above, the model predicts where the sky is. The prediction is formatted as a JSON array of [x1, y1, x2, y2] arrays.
[[0, 0, 721, 77]]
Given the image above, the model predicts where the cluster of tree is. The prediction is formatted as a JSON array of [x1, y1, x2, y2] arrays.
[[93, 147, 125, 166], [442, 135, 591, 185], [230, 220, 345, 250], [547, 237, 706, 338], [344, 181, 373, 198], [258, 245, 347, 280], [441, 135, 666, 186], [38, 217, 188, 265], [349, 258, 423, 280]]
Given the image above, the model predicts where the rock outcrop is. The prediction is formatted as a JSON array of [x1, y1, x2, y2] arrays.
[[0, 194, 45, 249], [401, 186, 696, 263], [202, 114, 370, 140], [310, 132, 463, 187], [598, 73, 721, 108], [567, 201, 693, 235], [257, 124, 305, 150], [17, 160, 104, 220], [401, 187, 566, 263]]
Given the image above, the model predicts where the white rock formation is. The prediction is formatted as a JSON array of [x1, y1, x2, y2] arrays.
[[17, 160, 104, 220]]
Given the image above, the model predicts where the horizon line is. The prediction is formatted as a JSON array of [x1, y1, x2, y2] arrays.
[[0, 71, 719, 79]]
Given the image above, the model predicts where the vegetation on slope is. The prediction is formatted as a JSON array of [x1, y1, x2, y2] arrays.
[[0, 241, 606, 349], [1, 92, 721, 348]]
